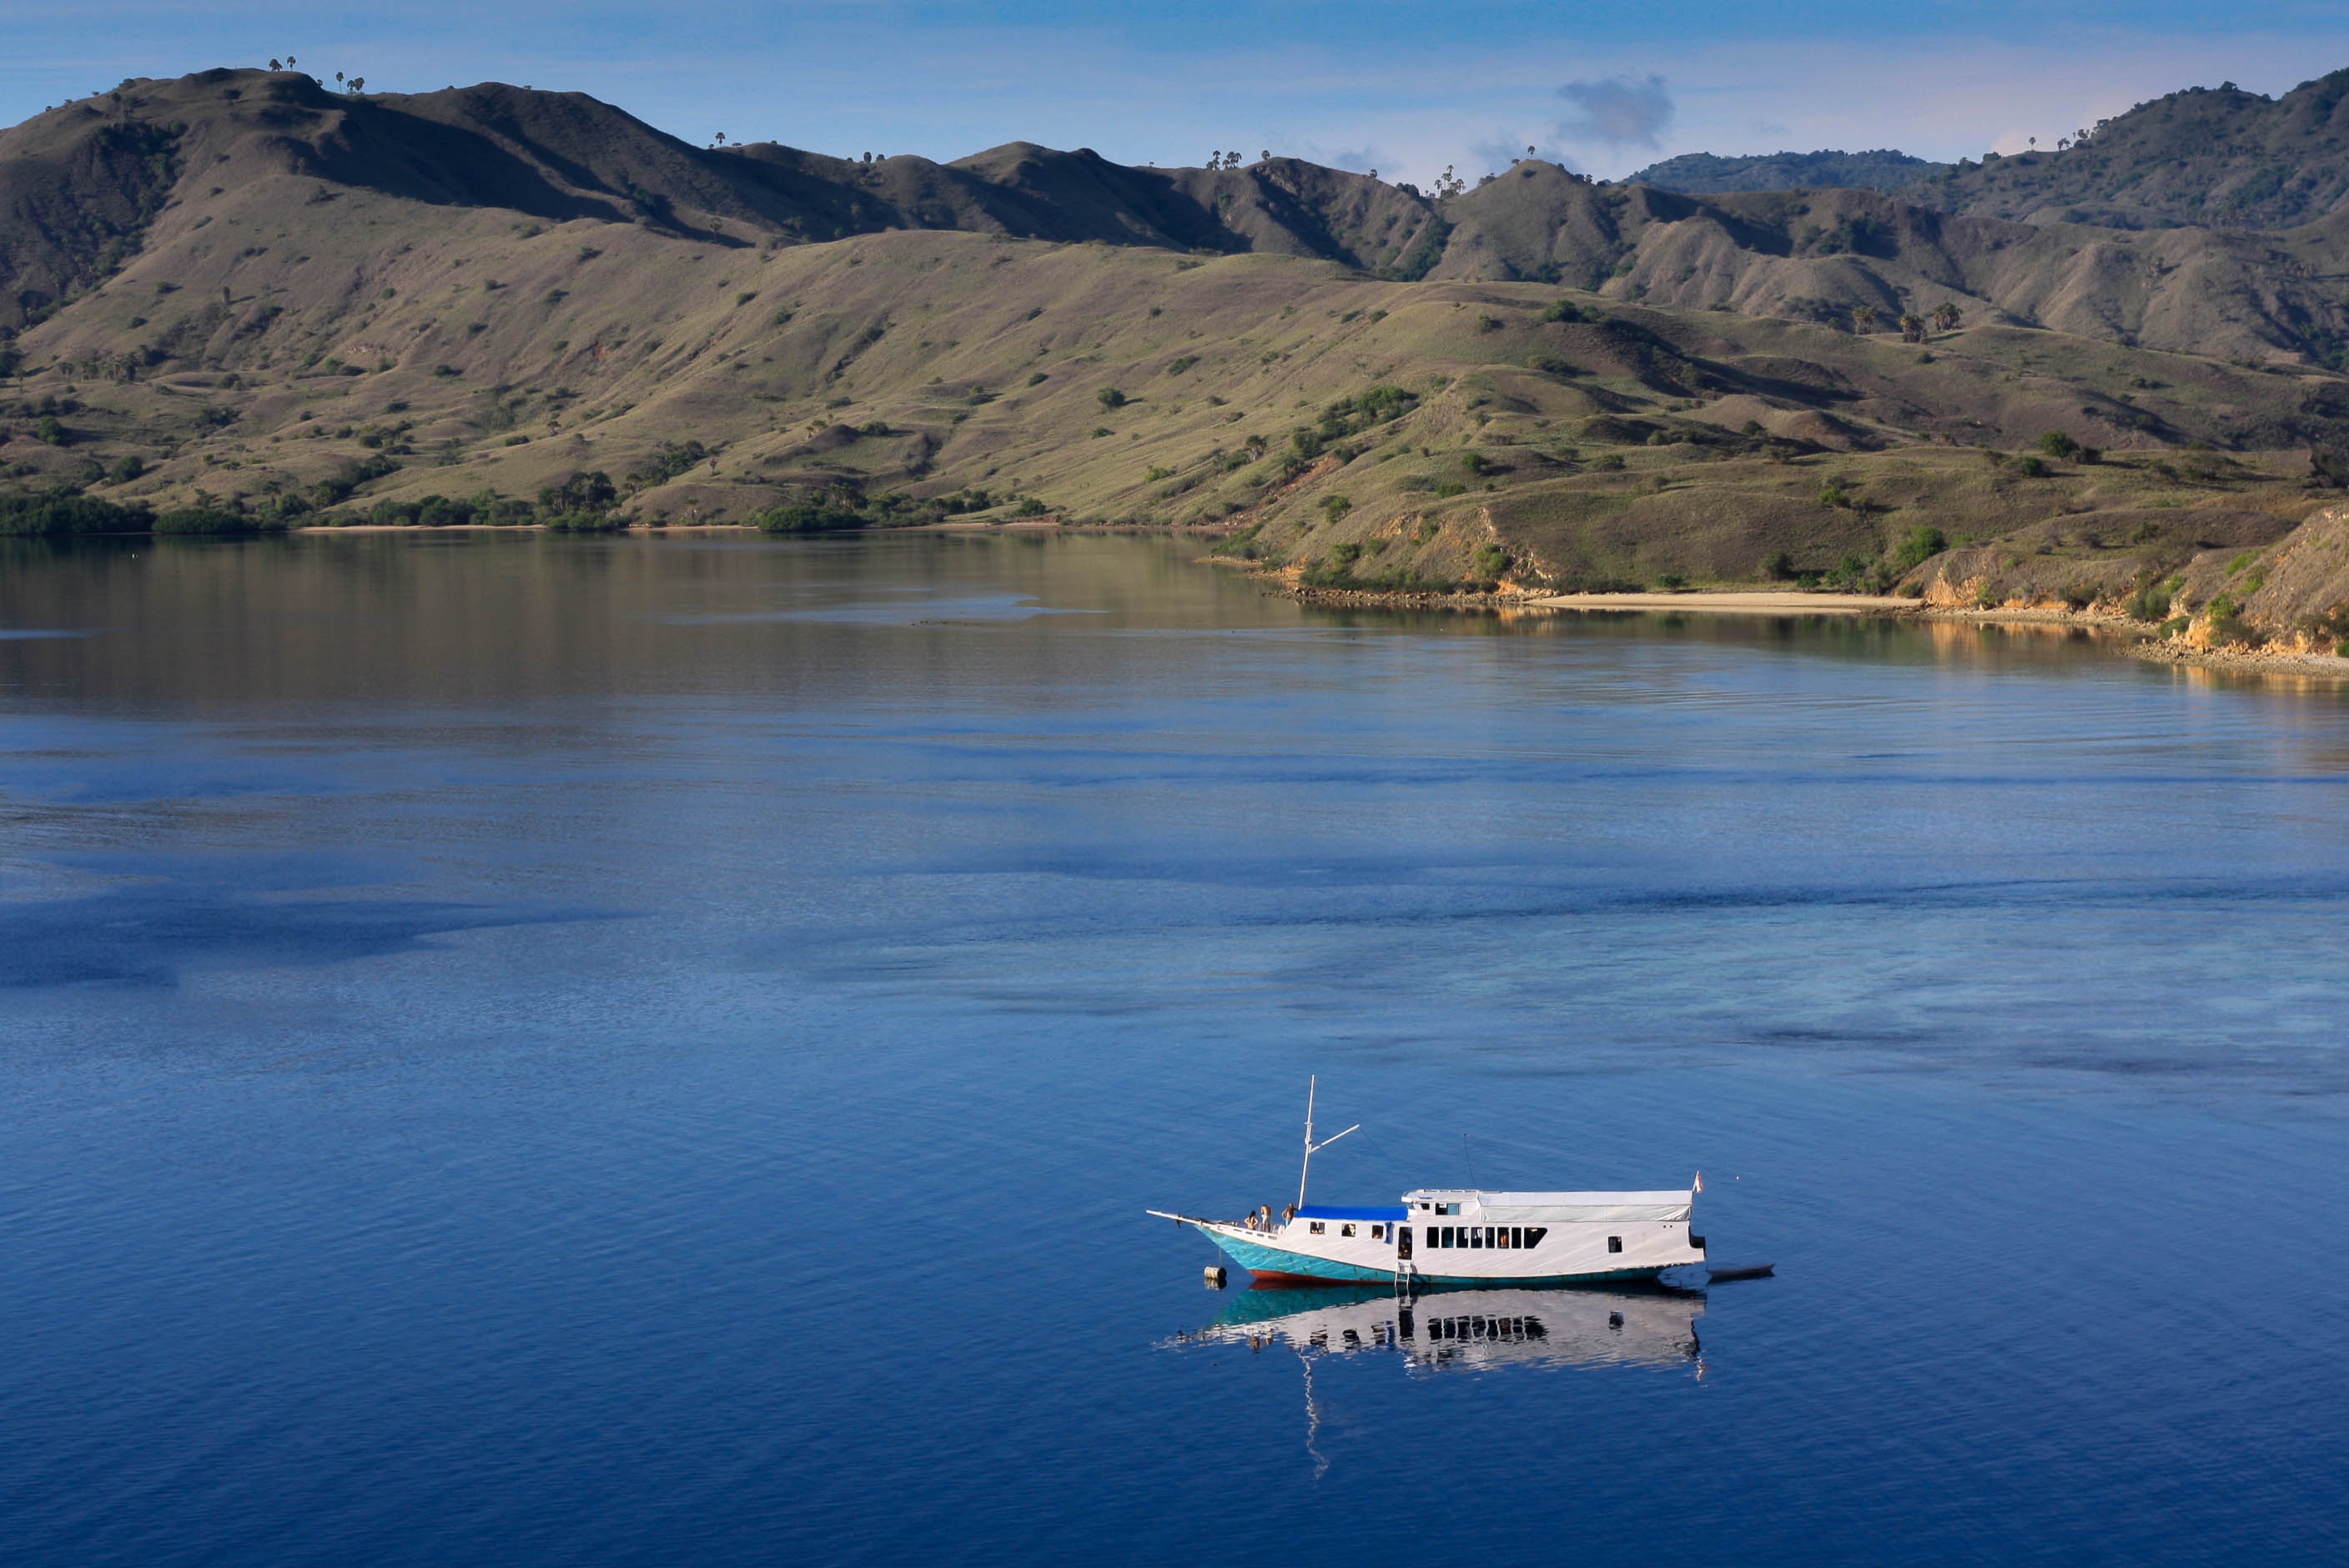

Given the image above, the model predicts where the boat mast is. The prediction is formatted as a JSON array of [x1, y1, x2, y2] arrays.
[[1299, 1076, 1315, 1209], [1295, 1075, 1359, 1209]]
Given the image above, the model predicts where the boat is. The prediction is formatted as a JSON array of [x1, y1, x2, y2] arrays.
[[1149, 1078, 1708, 1288]]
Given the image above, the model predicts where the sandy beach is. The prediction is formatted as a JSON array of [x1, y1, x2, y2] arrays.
[[1527, 591, 1918, 616]]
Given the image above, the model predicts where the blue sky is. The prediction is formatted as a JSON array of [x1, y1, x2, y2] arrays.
[[9, 2, 2349, 182]]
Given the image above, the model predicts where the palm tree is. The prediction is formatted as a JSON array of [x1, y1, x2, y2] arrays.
[[1932, 302, 1962, 332], [1852, 303, 1880, 333], [1900, 312, 1927, 344]]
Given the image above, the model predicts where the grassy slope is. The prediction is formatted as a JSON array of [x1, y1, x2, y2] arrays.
[[3, 72, 2348, 644]]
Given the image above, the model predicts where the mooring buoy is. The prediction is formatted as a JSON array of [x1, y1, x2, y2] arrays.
[[1204, 1264, 1227, 1288]]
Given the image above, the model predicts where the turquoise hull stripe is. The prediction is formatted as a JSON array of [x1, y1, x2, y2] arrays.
[[1199, 1226, 1666, 1287], [1205, 1230, 1397, 1284]]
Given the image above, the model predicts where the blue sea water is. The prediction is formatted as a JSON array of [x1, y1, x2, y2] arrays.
[[1, 530, 2345, 1565]]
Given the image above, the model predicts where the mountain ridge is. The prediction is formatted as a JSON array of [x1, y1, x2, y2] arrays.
[[1627, 149, 1952, 195], [5, 65, 2349, 649]]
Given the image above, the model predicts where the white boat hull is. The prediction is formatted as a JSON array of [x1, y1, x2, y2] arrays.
[[1155, 1187, 1705, 1287]]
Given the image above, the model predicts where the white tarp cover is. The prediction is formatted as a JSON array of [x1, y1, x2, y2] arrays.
[[1468, 1190, 1693, 1224]]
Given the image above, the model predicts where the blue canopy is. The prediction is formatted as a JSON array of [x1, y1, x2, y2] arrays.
[[1296, 1204, 1408, 1222]]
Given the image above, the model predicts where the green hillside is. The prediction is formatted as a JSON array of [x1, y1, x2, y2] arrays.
[[1929, 71, 2349, 229], [1628, 149, 1951, 195]]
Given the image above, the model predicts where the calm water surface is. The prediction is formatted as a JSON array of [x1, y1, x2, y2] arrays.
[[2, 532, 2345, 1565]]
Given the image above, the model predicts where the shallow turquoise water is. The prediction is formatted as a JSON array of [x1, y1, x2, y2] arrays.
[[2, 531, 2345, 1564]]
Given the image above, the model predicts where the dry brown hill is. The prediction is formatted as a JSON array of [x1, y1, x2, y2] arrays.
[[1426, 173, 2349, 368], [4, 65, 2349, 651], [0, 69, 1443, 334], [18, 67, 2349, 369]]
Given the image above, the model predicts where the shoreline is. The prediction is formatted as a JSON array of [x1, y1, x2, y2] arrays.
[[242, 530, 2349, 682], [1227, 563, 2349, 681]]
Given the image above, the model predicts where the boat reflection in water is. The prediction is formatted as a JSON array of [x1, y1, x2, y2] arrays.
[[1170, 1282, 1704, 1374], [1165, 1284, 1704, 1475]]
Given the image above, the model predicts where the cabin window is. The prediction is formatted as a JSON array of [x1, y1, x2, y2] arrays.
[[1470, 1227, 1484, 1249], [1340, 1223, 1356, 1238], [1370, 1224, 1385, 1241], [1309, 1221, 1325, 1235], [1524, 1227, 1547, 1249], [1607, 1235, 1623, 1254], [1497, 1228, 1512, 1249], [1440, 1226, 1454, 1248]]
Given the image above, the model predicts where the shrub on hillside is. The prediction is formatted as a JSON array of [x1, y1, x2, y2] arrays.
[[2127, 575, 2181, 622], [2204, 591, 2264, 647], [626, 441, 710, 487], [538, 471, 617, 515], [0, 493, 152, 535], [1892, 526, 1947, 570], [755, 498, 866, 534]]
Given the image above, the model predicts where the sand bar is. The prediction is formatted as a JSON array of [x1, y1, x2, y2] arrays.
[[1528, 591, 1917, 616]]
